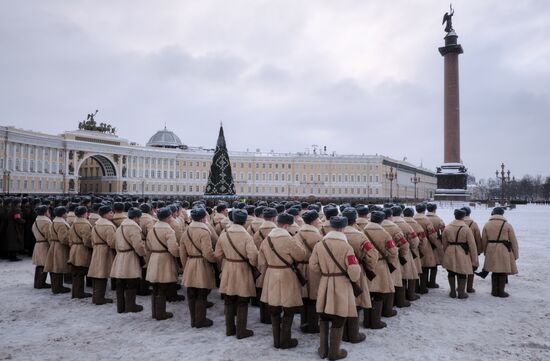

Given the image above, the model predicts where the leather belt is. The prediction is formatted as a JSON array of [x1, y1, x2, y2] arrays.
[[117, 249, 134, 253], [150, 250, 168, 253], [296, 261, 309, 265], [188, 255, 203, 259], [224, 258, 246, 263], [321, 272, 345, 277], [267, 265, 289, 269]]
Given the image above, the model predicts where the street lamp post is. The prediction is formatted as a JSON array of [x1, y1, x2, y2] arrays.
[[411, 174, 421, 201], [384, 167, 396, 202], [496, 163, 511, 205], [3, 170, 11, 195], [141, 179, 145, 198]]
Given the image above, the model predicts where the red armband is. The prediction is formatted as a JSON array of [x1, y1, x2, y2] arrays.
[[14, 214, 21, 220], [419, 232, 426, 238], [399, 236, 407, 245], [347, 255, 358, 265], [362, 241, 373, 252], [429, 228, 436, 235], [385, 240, 396, 249], [409, 232, 417, 239]]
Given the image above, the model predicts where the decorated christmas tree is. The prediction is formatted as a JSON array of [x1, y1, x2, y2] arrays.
[[205, 125, 236, 195]]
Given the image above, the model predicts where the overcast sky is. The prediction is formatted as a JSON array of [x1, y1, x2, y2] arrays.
[[1, 1, 548, 180]]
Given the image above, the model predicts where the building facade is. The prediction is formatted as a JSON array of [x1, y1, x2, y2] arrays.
[[0, 126, 436, 200]]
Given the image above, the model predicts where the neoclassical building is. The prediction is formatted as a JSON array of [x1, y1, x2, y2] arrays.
[[0, 126, 436, 200]]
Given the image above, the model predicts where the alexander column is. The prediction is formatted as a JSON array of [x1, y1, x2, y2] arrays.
[[434, 5, 469, 201]]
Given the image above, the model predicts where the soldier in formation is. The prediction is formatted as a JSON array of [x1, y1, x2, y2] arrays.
[[19, 194, 521, 360]]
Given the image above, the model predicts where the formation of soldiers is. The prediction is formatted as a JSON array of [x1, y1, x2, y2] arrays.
[[1, 194, 519, 360]]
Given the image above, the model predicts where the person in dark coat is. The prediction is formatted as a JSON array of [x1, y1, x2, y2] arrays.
[[23, 198, 39, 256], [4, 198, 26, 261]]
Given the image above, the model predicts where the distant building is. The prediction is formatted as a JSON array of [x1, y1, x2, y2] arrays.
[[0, 126, 436, 200]]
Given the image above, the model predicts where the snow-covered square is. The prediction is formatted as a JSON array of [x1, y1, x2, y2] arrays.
[[1, 205, 549, 361]]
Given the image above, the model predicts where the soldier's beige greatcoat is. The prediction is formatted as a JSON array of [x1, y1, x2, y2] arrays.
[[363, 222, 397, 293], [464, 216, 482, 255], [68, 217, 93, 268], [66, 212, 76, 227], [247, 217, 263, 237], [88, 213, 101, 227], [213, 213, 231, 236], [44, 217, 71, 274], [31, 216, 52, 266], [481, 215, 519, 275], [87, 218, 117, 279], [403, 217, 424, 274], [180, 221, 217, 289], [442, 220, 479, 275], [294, 224, 323, 300], [380, 220, 405, 286], [320, 220, 332, 236], [214, 224, 259, 298], [356, 217, 369, 232], [112, 213, 127, 228], [259, 227, 307, 308], [309, 231, 362, 318], [427, 212, 446, 264], [414, 213, 439, 267], [392, 217, 420, 280], [343, 225, 376, 309], [110, 218, 146, 279], [253, 220, 277, 250], [145, 221, 179, 283]]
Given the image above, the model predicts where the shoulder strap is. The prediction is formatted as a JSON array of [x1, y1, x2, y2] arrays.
[[226, 231, 248, 261], [93, 226, 107, 244], [496, 220, 507, 241], [186, 228, 203, 255], [33, 222, 46, 239], [152, 227, 169, 251], [73, 224, 83, 243], [297, 231, 313, 253], [467, 220, 474, 228], [120, 225, 134, 250], [51, 223, 59, 239], [321, 240, 347, 275], [455, 226, 463, 243], [266, 236, 291, 267]]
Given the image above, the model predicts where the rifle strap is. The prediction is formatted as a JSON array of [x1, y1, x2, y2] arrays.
[[33, 222, 46, 240], [152, 228, 169, 252], [496, 220, 507, 241], [119, 225, 135, 252], [226, 231, 249, 262], [266, 236, 292, 268], [297, 232, 313, 253], [321, 240, 354, 284], [455, 226, 463, 243], [186, 228, 203, 256]]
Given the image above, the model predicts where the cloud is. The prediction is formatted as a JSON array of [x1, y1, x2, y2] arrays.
[[0, 0, 549, 180]]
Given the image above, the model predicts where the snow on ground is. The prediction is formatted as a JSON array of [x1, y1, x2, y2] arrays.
[[1, 204, 550, 361]]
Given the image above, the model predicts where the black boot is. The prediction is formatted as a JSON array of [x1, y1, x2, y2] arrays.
[[52, 273, 70, 294], [151, 284, 158, 319], [86, 276, 93, 288], [34, 266, 42, 289], [125, 280, 143, 313], [187, 288, 197, 327], [116, 279, 126, 313], [93, 278, 113, 305], [491, 273, 499, 297], [111, 277, 117, 291], [64, 273, 72, 285], [224, 297, 237, 336], [40, 267, 51, 289], [457, 275, 468, 299], [428, 267, 439, 288], [195, 289, 213, 328], [406, 279, 420, 301], [395, 286, 411, 308], [382, 293, 397, 317], [448, 272, 457, 298], [250, 288, 261, 307], [72, 273, 91, 299], [344, 317, 365, 344], [475, 269, 490, 279], [328, 325, 347, 361], [306, 299, 320, 333], [467, 274, 476, 293], [236, 298, 254, 339], [280, 311, 298, 349], [137, 268, 151, 296], [166, 283, 185, 302], [418, 269, 429, 294], [498, 274, 509, 298], [300, 299, 308, 333], [155, 284, 173, 320], [318, 319, 329, 359], [368, 298, 386, 329], [271, 312, 281, 349], [260, 302, 272, 324]]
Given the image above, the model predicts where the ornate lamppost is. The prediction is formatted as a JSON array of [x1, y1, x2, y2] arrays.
[[385, 167, 396, 202], [411, 174, 421, 200], [496, 163, 511, 204]]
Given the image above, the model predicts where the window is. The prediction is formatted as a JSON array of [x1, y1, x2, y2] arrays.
[[189, 172, 193, 179], [281, 173, 285, 181], [332, 175, 335, 182], [182, 171, 186, 179], [157, 171, 161, 178], [255, 173, 259, 181], [203, 171, 207, 179], [274, 173, 278, 181], [269, 164, 272, 169], [268, 173, 272, 181], [295, 174, 299, 181], [163, 171, 167, 178], [195, 171, 199, 179]]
